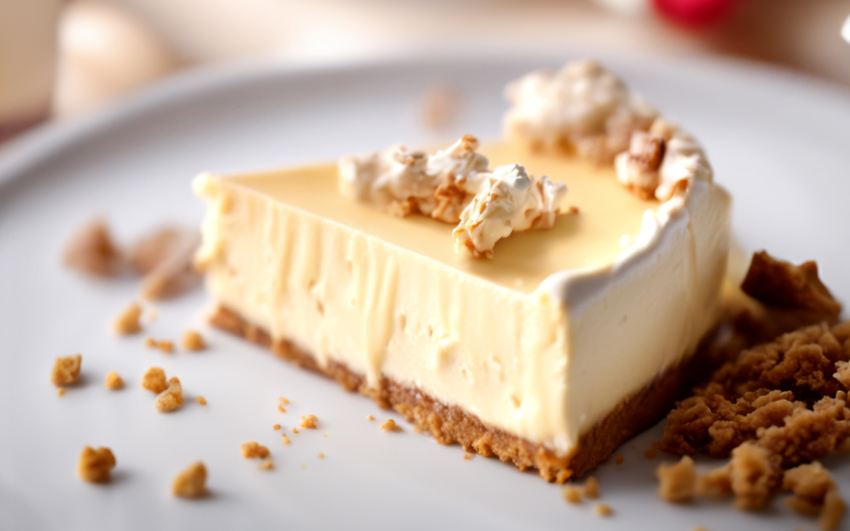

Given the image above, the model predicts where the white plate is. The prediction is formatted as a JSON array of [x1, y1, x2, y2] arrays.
[[2, 54, 850, 531]]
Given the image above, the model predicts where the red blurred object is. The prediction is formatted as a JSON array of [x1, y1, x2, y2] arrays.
[[652, 0, 739, 28]]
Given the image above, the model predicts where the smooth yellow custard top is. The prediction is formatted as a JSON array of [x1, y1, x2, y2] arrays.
[[228, 141, 655, 295]]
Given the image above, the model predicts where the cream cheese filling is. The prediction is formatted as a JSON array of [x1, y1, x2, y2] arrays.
[[194, 142, 730, 455]]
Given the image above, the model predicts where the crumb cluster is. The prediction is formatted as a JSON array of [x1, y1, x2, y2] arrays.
[[300, 414, 317, 429], [51, 354, 81, 386], [77, 446, 116, 483]]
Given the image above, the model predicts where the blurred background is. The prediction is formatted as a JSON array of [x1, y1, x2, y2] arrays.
[[2, 0, 850, 144]]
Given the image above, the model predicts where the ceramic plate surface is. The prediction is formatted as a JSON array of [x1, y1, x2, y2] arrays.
[[2, 54, 850, 531]]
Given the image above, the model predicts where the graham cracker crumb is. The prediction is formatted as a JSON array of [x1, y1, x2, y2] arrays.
[[258, 459, 273, 470], [562, 486, 582, 504], [154, 377, 183, 412], [594, 503, 613, 516], [104, 371, 123, 390], [241, 441, 270, 459], [696, 464, 732, 498], [367, 415, 374, 421], [51, 354, 81, 386], [141, 367, 167, 394], [182, 330, 205, 351], [300, 414, 318, 429], [77, 446, 116, 483], [820, 489, 846, 531], [145, 338, 173, 354], [742, 252, 841, 316], [130, 226, 201, 301], [582, 476, 600, 499], [57, 388, 65, 397], [63, 218, 122, 277], [113, 303, 143, 335], [318, 453, 324, 458], [196, 396, 207, 406], [615, 453, 624, 464], [783, 462, 845, 530], [381, 418, 400, 432], [292, 427, 299, 434], [172, 461, 206, 498], [273, 424, 280, 431], [656, 456, 696, 503], [282, 434, 290, 445]]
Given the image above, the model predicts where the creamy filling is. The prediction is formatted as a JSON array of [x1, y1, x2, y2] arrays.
[[194, 142, 730, 454]]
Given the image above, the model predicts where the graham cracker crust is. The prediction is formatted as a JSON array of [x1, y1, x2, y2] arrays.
[[211, 305, 705, 482]]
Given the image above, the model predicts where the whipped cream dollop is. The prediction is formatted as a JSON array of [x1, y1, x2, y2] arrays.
[[504, 60, 658, 163], [339, 135, 570, 258], [614, 118, 713, 202], [453, 164, 567, 259]]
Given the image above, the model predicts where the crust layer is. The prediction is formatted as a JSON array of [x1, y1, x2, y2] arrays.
[[211, 305, 705, 482]]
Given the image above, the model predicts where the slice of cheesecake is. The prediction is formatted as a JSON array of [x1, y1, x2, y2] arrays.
[[193, 61, 731, 482]]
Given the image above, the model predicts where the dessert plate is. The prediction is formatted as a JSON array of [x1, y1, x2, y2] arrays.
[[1, 53, 849, 531]]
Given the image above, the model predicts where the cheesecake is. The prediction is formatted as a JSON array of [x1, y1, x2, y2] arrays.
[[193, 61, 731, 482]]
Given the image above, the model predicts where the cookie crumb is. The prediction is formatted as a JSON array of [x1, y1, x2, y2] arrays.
[[172, 461, 207, 498], [181, 330, 205, 351], [57, 388, 66, 397], [783, 462, 845, 530], [463, 453, 473, 461], [51, 354, 82, 386], [615, 453, 624, 464], [277, 397, 288, 413], [594, 503, 612, 516], [196, 396, 207, 406], [300, 414, 318, 429], [113, 303, 143, 335], [582, 476, 600, 499], [154, 377, 183, 412], [145, 338, 173, 354], [657, 456, 696, 503], [77, 446, 116, 483], [63, 218, 122, 277], [282, 434, 290, 445], [241, 441, 270, 459], [820, 489, 846, 531], [258, 459, 273, 470], [381, 419, 400, 432], [318, 453, 324, 459], [367, 415, 374, 421], [104, 371, 123, 390], [562, 486, 582, 504], [273, 424, 280, 431], [141, 367, 167, 393], [292, 427, 299, 434]]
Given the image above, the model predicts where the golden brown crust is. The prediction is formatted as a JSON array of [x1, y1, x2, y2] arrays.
[[210, 305, 710, 482]]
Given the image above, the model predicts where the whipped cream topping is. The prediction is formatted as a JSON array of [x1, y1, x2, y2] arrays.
[[504, 60, 657, 163], [340, 135, 570, 258], [614, 118, 713, 202], [453, 164, 566, 258]]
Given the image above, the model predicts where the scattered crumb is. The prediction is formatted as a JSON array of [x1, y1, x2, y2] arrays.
[[277, 397, 288, 413], [367, 415, 374, 421], [582, 476, 600, 499], [279, 397, 289, 405], [594, 503, 613, 516], [273, 424, 281, 431], [318, 453, 324, 459], [258, 459, 274, 470], [181, 330, 205, 352], [463, 453, 473, 461], [562, 486, 582, 504], [104, 371, 123, 390], [381, 419, 400, 432], [292, 427, 299, 434], [656, 456, 696, 503], [145, 338, 174, 354], [57, 388, 65, 397], [172, 461, 207, 498], [77, 446, 116, 483], [141, 367, 167, 393], [820, 489, 846, 531], [300, 414, 318, 429], [196, 396, 207, 406], [113, 303, 143, 335], [783, 462, 845, 530], [282, 434, 290, 445], [615, 453, 624, 464], [63, 218, 122, 277], [241, 441, 270, 459], [130, 226, 202, 300], [154, 377, 183, 412], [51, 354, 81, 386]]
